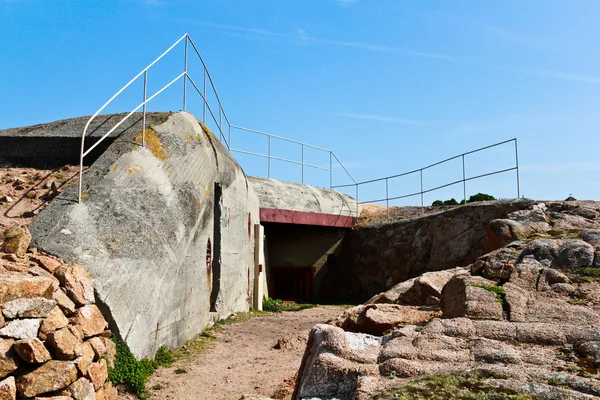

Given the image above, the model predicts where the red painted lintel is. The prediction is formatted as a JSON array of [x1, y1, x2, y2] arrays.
[[259, 208, 354, 228]]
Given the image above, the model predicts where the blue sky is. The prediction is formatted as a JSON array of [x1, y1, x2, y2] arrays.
[[1, 0, 599, 204]]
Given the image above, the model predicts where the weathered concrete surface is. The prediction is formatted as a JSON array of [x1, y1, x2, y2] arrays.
[[29, 112, 260, 358], [248, 177, 359, 227], [0, 112, 169, 168]]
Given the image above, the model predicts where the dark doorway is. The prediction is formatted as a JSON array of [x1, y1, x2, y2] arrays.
[[210, 183, 222, 312], [269, 266, 314, 302]]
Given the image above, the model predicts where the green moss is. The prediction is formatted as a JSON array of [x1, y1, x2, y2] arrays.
[[263, 297, 316, 312], [468, 284, 506, 306], [108, 340, 155, 395], [372, 372, 533, 399], [565, 268, 600, 283]]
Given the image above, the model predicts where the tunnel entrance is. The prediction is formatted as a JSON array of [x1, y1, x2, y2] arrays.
[[262, 222, 347, 303]]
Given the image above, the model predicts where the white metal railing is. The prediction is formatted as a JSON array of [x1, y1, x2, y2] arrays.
[[78, 33, 356, 202], [78, 34, 521, 215]]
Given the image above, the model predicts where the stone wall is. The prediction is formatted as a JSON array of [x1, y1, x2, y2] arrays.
[[323, 200, 534, 302], [0, 226, 116, 399], [29, 112, 260, 358]]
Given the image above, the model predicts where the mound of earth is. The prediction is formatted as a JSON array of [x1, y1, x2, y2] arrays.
[[293, 201, 600, 399]]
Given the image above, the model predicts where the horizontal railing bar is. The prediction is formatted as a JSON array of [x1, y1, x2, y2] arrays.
[[354, 138, 517, 186], [81, 34, 188, 140], [83, 72, 185, 158], [231, 125, 331, 152], [231, 149, 330, 171], [358, 167, 517, 205]]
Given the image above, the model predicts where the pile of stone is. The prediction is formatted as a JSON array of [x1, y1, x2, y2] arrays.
[[294, 202, 600, 399], [0, 226, 116, 399]]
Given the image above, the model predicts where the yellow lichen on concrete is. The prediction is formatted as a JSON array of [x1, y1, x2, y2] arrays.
[[132, 126, 169, 160], [125, 165, 143, 174]]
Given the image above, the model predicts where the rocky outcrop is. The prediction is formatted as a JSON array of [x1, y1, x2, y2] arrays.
[[0, 226, 116, 400], [294, 200, 600, 399]]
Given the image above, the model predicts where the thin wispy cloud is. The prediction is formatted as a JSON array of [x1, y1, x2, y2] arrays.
[[330, 112, 430, 127], [169, 19, 600, 85], [172, 19, 453, 61], [483, 25, 540, 48]]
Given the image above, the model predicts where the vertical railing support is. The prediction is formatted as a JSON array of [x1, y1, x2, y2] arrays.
[[329, 151, 333, 189], [183, 36, 188, 111], [420, 169, 424, 215], [355, 184, 359, 217], [301, 144, 304, 184], [268, 136, 271, 178], [385, 178, 389, 220], [202, 68, 207, 123], [219, 106, 223, 140], [462, 154, 466, 204], [515, 138, 521, 198], [142, 71, 147, 148], [228, 124, 231, 149]]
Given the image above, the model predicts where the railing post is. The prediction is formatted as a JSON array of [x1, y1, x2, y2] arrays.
[[301, 144, 304, 184], [462, 154, 466, 204], [219, 106, 223, 138], [329, 151, 333, 189], [203, 68, 207, 123], [385, 178, 389, 220], [228, 124, 231, 149], [515, 138, 521, 198], [268, 136, 271, 178], [420, 169, 424, 214], [183, 36, 188, 111], [143, 71, 147, 148], [355, 184, 359, 217]]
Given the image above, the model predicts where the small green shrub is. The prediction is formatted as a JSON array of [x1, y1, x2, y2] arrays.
[[108, 340, 175, 395], [468, 283, 505, 295], [108, 340, 153, 394], [263, 297, 315, 312], [153, 345, 174, 367], [468, 193, 496, 203], [432, 200, 444, 207], [444, 198, 459, 206]]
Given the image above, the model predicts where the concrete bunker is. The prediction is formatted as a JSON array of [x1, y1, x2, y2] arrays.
[[249, 177, 358, 303]]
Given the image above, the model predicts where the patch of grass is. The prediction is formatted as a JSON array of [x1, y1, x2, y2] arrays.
[[565, 268, 600, 283], [372, 372, 533, 399], [151, 384, 163, 391], [174, 368, 187, 374], [263, 297, 316, 312], [108, 340, 156, 395], [468, 284, 506, 306]]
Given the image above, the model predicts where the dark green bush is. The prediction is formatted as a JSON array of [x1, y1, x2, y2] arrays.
[[263, 297, 315, 312], [443, 198, 459, 206], [432, 200, 444, 206], [468, 193, 496, 203], [153, 345, 174, 367]]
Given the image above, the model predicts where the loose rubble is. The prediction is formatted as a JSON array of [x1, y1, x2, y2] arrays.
[[0, 226, 116, 399]]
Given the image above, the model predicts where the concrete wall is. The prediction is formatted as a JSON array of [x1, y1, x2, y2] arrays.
[[29, 112, 260, 358], [264, 223, 346, 300]]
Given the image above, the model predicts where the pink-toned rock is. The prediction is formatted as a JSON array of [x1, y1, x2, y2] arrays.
[[0, 339, 19, 379], [30, 255, 62, 273], [99, 382, 117, 400], [53, 288, 77, 316], [55, 264, 95, 306], [440, 275, 504, 320], [0, 276, 53, 303], [2, 227, 31, 256], [46, 327, 81, 360], [74, 342, 95, 373], [87, 359, 108, 390], [101, 337, 116, 368], [34, 397, 72, 400], [40, 306, 69, 336], [66, 377, 95, 400], [0, 376, 15, 400], [13, 338, 51, 363], [16, 360, 78, 397], [71, 305, 108, 338]]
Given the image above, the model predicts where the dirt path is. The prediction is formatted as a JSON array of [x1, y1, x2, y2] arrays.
[[134, 306, 345, 400]]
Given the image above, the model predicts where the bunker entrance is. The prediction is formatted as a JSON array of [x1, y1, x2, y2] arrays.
[[262, 223, 347, 303]]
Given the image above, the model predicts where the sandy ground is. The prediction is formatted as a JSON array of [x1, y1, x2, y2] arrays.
[[128, 306, 345, 400]]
